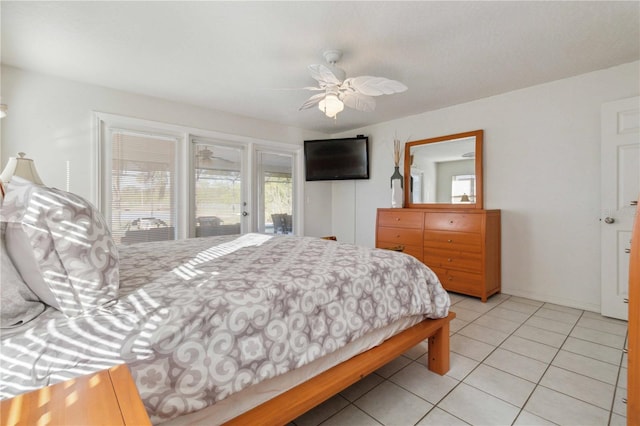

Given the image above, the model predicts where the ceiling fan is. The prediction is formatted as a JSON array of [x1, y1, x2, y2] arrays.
[[195, 146, 233, 166], [299, 49, 408, 119]]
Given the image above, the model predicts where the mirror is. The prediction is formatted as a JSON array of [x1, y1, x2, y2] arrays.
[[404, 130, 483, 209]]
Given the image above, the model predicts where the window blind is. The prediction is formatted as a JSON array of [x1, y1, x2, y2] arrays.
[[111, 131, 177, 245]]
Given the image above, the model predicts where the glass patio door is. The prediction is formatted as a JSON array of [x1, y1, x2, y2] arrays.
[[256, 151, 294, 234], [193, 141, 246, 237]]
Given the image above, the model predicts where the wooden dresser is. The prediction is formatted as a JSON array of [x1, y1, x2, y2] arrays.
[[376, 208, 501, 302]]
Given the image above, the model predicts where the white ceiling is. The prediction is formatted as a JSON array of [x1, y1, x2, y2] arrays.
[[2, 1, 639, 134]]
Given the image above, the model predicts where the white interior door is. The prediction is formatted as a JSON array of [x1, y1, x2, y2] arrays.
[[601, 96, 640, 320]]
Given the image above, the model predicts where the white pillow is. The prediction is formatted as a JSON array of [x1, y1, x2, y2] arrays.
[[0, 224, 46, 328], [1, 177, 119, 317]]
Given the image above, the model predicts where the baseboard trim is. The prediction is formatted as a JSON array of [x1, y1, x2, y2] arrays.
[[502, 288, 600, 314]]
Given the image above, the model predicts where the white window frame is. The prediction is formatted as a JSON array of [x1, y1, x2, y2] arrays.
[[94, 112, 304, 238], [95, 113, 187, 238]]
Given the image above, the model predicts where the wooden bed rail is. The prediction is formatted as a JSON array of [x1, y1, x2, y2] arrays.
[[224, 312, 455, 426]]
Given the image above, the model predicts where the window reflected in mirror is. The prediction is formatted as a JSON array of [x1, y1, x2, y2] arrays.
[[451, 174, 475, 203], [409, 137, 475, 204], [405, 130, 483, 209]]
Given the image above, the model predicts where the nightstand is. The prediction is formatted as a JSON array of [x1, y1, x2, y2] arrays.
[[0, 364, 150, 425]]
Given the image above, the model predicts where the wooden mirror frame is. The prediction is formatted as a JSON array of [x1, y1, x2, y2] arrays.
[[404, 129, 483, 209]]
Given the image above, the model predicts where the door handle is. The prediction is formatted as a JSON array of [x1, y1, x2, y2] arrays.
[[604, 217, 615, 224]]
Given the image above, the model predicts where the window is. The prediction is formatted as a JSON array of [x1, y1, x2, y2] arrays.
[[110, 131, 178, 245], [451, 174, 475, 203], [97, 113, 303, 241]]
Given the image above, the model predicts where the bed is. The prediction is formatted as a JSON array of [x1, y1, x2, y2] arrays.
[[0, 177, 452, 425]]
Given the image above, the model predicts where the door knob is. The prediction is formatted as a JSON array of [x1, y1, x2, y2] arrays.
[[242, 211, 249, 216], [604, 217, 615, 224]]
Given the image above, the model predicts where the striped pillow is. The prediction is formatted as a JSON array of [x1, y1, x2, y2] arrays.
[[1, 177, 119, 317]]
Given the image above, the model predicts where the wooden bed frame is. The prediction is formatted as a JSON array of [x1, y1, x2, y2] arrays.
[[224, 311, 456, 426]]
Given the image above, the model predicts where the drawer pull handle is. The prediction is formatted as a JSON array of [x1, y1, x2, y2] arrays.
[[396, 218, 400, 221], [624, 349, 628, 354], [631, 200, 638, 206], [447, 258, 452, 262], [448, 276, 453, 281], [624, 298, 629, 303], [626, 248, 631, 254], [622, 398, 627, 404], [447, 239, 453, 243], [449, 220, 454, 224]]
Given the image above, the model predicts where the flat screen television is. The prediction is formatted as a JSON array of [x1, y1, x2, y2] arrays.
[[304, 136, 369, 181]]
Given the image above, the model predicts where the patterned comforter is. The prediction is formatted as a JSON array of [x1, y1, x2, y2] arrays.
[[0, 234, 449, 424]]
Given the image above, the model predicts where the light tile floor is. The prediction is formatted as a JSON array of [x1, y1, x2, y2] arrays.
[[292, 293, 628, 426]]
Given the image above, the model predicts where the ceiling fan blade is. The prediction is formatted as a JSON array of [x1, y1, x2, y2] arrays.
[[308, 64, 342, 86], [344, 76, 408, 96], [342, 93, 376, 112], [299, 93, 325, 110], [212, 156, 234, 163]]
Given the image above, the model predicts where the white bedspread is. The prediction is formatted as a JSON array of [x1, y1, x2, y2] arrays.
[[0, 234, 449, 424]]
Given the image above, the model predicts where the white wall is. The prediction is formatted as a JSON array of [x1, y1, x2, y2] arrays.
[[0, 66, 333, 237], [332, 61, 640, 311], [3, 62, 638, 310]]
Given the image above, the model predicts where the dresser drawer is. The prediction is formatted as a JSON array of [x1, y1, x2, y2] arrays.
[[399, 244, 424, 262], [424, 230, 481, 251], [376, 243, 424, 262], [378, 227, 423, 246], [424, 250, 482, 273], [430, 267, 483, 296], [378, 211, 423, 229], [424, 212, 483, 232]]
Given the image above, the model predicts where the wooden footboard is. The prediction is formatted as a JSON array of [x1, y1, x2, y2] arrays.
[[224, 311, 456, 426]]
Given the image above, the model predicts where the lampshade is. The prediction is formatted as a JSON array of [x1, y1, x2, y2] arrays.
[[318, 94, 344, 118], [0, 152, 44, 185]]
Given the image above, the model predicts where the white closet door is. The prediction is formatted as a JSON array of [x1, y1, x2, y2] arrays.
[[601, 96, 640, 320]]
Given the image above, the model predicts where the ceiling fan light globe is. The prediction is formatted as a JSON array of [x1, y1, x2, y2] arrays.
[[318, 94, 344, 118]]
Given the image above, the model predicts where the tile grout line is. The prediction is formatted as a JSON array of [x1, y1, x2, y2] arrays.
[[444, 297, 626, 425], [449, 297, 609, 425], [606, 331, 629, 425], [298, 294, 627, 426], [413, 295, 530, 425], [509, 308, 589, 425]]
